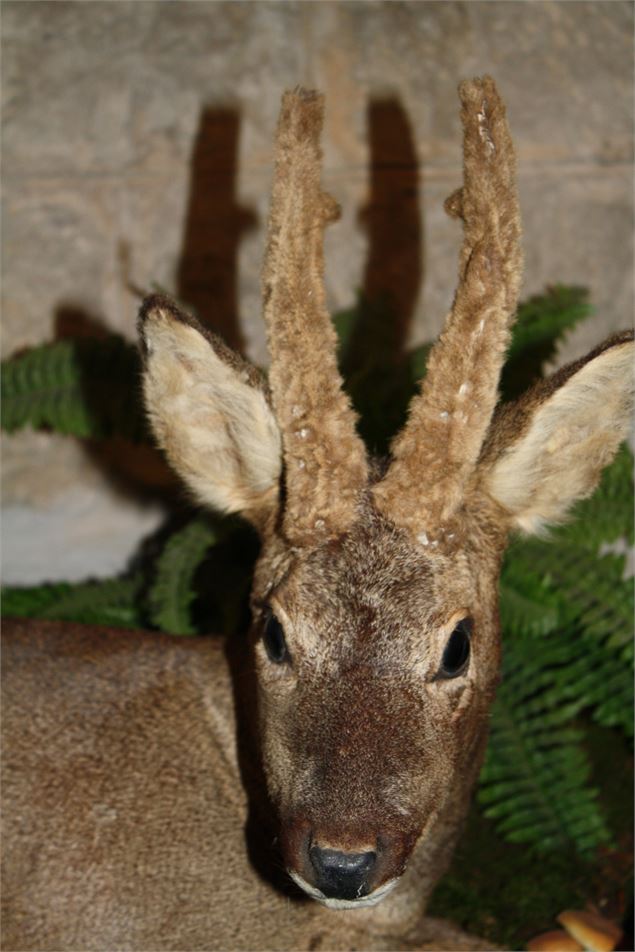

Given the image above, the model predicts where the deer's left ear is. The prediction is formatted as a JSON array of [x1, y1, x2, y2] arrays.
[[480, 332, 634, 535]]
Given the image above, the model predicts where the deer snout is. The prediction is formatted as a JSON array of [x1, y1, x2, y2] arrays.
[[309, 845, 376, 900], [281, 818, 410, 907]]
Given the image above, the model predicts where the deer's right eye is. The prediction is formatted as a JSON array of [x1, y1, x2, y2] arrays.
[[263, 613, 289, 664]]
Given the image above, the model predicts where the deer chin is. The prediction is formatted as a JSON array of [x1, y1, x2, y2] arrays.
[[288, 870, 400, 909]]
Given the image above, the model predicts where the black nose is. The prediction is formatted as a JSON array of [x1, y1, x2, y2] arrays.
[[309, 846, 376, 900]]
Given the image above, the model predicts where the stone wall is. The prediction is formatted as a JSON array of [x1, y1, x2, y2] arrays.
[[2, 1, 633, 583]]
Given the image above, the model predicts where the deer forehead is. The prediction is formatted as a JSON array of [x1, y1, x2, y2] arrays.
[[260, 516, 480, 661]]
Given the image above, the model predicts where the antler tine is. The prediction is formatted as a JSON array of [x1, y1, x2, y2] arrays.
[[262, 88, 368, 547], [373, 76, 522, 545]]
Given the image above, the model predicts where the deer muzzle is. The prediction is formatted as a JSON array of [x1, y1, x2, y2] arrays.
[[280, 815, 416, 908]]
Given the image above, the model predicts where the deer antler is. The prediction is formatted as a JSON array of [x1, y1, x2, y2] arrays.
[[373, 76, 522, 545], [262, 88, 368, 546]]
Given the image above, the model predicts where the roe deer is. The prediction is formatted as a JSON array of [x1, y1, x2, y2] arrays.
[[2, 77, 633, 952]]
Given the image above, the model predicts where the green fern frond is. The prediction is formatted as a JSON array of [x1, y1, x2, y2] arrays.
[[511, 540, 632, 640], [555, 444, 634, 548], [501, 286, 592, 400], [502, 531, 633, 737], [147, 517, 220, 635], [1, 336, 147, 441], [499, 558, 576, 638], [2, 580, 73, 617], [332, 303, 361, 362], [490, 445, 633, 849], [407, 341, 432, 385], [480, 637, 613, 854], [538, 554, 632, 738], [2, 574, 144, 629], [507, 286, 591, 361]]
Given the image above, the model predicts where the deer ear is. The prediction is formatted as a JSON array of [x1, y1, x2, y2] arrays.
[[139, 295, 282, 527], [482, 333, 634, 535]]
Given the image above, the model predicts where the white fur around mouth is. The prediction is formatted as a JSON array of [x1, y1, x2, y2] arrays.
[[288, 870, 399, 909]]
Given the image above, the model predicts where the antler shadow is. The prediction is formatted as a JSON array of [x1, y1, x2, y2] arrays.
[[176, 106, 257, 352], [338, 96, 425, 455]]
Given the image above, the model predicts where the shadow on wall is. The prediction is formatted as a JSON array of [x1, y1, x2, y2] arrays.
[[50, 106, 259, 505], [49, 95, 426, 501], [341, 97, 425, 454], [53, 303, 179, 504], [350, 96, 423, 374], [176, 106, 257, 352]]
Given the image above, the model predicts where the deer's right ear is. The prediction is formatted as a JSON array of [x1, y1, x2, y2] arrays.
[[139, 295, 282, 527], [481, 332, 634, 536]]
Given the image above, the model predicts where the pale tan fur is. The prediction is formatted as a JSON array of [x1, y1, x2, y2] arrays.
[[2, 79, 633, 952], [262, 89, 368, 546], [141, 303, 281, 526], [484, 338, 634, 534], [373, 77, 523, 545]]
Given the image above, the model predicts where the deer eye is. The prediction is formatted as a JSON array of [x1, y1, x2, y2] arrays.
[[438, 618, 472, 679], [263, 612, 289, 664]]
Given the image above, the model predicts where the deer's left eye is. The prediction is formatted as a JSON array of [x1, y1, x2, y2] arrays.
[[263, 612, 289, 664], [438, 618, 472, 679]]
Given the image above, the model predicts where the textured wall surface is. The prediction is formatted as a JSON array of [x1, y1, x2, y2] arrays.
[[2, 1, 633, 582]]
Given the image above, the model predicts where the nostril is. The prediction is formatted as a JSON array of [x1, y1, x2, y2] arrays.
[[309, 846, 376, 900], [310, 847, 376, 876]]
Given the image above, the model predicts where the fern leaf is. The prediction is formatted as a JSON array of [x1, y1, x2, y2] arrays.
[[407, 342, 432, 385], [480, 642, 612, 854], [501, 286, 591, 400], [485, 527, 632, 849], [2, 580, 72, 618], [2, 574, 144, 629], [332, 303, 361, 362], [147, 517, 219, 635], [503, 522, 633, 740], [554, 444, 634, 548], [1, 336, 147, 441], [499, 572, 574, 638]]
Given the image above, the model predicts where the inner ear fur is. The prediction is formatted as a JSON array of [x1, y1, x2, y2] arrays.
[[480, 332, 634, 535], [139, 294, 282, 527]]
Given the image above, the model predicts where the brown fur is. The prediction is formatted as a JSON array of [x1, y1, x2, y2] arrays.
[[2, 78, 633, 952], [2, 617, 496, 951]]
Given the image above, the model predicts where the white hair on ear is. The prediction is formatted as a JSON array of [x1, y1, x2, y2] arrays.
[[487, 340, 634, 535], [143, 309, 281, 521]]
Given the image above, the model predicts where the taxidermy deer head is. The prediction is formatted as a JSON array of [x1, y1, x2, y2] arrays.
[[139, 77, 633, 909]]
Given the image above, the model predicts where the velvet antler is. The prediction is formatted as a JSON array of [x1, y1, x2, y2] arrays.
[[373, 76, 522, 545], [262, 89, 368, 546]]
